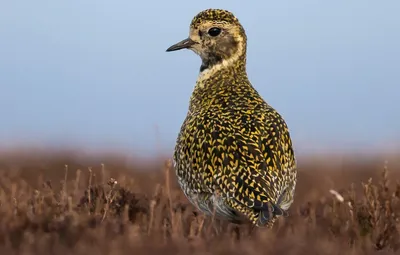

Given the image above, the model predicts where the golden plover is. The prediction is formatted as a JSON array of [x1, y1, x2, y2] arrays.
[[166, 9, 297, 227]]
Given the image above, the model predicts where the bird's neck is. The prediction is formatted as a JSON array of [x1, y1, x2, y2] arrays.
[[188, 54, 252, 113], [196, 52, 247, 88]]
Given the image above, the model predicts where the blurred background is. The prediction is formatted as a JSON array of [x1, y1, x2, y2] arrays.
[[1, 0, 399, 159]]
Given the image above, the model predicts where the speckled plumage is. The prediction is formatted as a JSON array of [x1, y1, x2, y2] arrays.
[[166, 9, 297, 227]]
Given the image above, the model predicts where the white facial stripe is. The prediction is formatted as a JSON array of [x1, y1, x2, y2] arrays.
[[196, 34, 244, 88]]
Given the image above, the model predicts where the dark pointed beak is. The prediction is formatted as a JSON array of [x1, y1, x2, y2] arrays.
[[166, 38, 197, 52]]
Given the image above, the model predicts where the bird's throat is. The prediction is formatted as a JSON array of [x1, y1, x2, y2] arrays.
[[200, 55, 223, 72]]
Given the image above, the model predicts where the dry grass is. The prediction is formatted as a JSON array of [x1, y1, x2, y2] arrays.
[[0, 150, 399, 254]]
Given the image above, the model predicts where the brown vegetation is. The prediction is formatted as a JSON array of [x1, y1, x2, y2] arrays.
[[0, 149, 399, 254]]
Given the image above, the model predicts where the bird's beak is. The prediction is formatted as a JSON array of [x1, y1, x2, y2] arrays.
[[166, 38, 197, 52]]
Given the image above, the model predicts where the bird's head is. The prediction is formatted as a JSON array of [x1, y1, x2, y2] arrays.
[[166, 9, 247, 72]]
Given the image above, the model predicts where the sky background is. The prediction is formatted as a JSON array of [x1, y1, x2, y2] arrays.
[[0, 0, 399, 158]]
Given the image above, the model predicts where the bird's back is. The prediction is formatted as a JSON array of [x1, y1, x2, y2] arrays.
[[174, 70, 297, 226]]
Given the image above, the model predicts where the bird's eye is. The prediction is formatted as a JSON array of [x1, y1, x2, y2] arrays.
[[208, 27, 221, 37]]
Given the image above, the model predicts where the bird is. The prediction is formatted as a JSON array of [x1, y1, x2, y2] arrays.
[[166, 9, 297, 228]]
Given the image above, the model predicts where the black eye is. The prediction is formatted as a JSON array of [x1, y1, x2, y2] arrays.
[[208, 27, 221, 37]]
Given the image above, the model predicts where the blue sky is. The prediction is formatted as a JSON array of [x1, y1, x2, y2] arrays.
[[0, 1, 399, 157]]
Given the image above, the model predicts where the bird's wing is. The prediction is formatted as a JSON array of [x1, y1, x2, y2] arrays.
[[213, 110, 294, 222]]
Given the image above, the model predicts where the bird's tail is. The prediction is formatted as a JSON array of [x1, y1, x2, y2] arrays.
[[257, 202, 288, 226], [256, 190, 290, 227]]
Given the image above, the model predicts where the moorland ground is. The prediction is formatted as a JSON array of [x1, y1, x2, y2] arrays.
[[0, 149, 399, 255]]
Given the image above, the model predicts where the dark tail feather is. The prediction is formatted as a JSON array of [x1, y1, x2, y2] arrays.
[[257, 202, 288, 226]]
